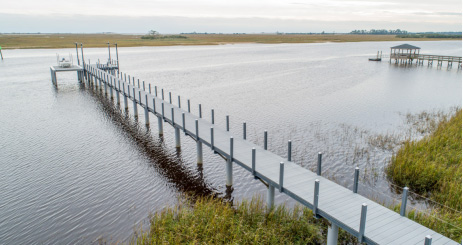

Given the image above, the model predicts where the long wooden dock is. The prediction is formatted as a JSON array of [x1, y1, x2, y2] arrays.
[[390, 53, 462, 68], [75, 63, 458, 245]]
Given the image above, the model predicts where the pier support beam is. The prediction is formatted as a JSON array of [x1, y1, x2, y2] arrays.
[[226, 159, 233, 186], [116, 82, 120, 105], [196, 120, 203, 164], [175, 127, 181, 148], [144, 95, 149, 126], [133, 98, 138, 118], [267, 185, 275, 210], [104, 78, 108, 96], [226, 137, 233, 186], [327, 223, 339, 245], [196, 141, 203, 164], [123, 87, 128, 111], [157, 116, 164, 135], [110, 78, 114, 100]]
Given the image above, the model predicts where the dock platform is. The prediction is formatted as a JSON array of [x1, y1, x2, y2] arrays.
[[50, 65, 84, 86]]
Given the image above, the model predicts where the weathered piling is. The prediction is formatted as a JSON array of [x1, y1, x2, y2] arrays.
[[196, 119, 203, 164], [144, 95, 150, 126], [226, 136, 233, 186]]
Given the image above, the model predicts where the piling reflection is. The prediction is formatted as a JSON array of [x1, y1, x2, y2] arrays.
[[85, 86, 220, 199]]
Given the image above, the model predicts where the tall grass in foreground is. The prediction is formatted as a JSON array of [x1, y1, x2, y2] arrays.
[[387, 109, 462, 241], [132, 196, 359, 244]]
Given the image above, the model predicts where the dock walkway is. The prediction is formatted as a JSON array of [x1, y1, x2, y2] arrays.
[[84, 64, 458, 245]]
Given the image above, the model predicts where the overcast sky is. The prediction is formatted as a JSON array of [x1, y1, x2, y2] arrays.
[[1, 0, 461, 33]]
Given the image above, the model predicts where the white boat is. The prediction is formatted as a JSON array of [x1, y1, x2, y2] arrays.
[[56, 53, 73, 68]]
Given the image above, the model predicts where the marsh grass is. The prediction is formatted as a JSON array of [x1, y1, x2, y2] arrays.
[[0, 34, 456, 49], [386, 109, 462, 241], [132, 195, 361, 244]]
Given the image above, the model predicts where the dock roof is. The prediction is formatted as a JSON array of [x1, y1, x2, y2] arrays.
[[391, 44, 421, 49]]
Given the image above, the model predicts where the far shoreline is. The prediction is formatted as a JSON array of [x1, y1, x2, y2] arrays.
[[1, 33, 461, 49]]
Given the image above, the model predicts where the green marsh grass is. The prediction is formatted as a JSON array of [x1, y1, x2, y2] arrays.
[[387, 109, 462, 241], [132, 196, 360, 244]]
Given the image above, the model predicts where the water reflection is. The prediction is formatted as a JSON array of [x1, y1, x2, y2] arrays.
[[86, 87, 219, 198]]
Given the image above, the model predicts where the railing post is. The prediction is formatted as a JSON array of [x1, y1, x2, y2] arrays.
[[226, 115, 230, 131], [358, 203, 368, 243], [264, 130, 268, 150], [161, 88, 164, 100], [313, 179, 320, 218], [143, 81, 145, 91], [252, 148, 256, 176], [196, 119, 203, 164], [199, 104, 202, 118], [161, 102, 165, 120], [279, 162, 284, 192], [171, 107, 175, 125], [288, 140, 292, 161], [424, 235, 432, 245], [400, 187, 409, 216], [353, 167, 359, 193], [144, 95, 149, 126], [152, 98, 156, 114], [317, 152, 322, 176], [210, 127, 214, 150], [149, 84, 151, 94], [182, 112, 186, 134], [187, 99, 190, 113], [226, 137, 233, 186], [195, 119, 199, 140], [116, 80, 120, 105], [211, 109, 215, 124], [178, 96, 181, 108], [169, 92, 172, 104], [243, 122, 246, 140], [155, 86, 158, 97]]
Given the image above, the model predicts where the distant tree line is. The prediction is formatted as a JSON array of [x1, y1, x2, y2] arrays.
[[350, 29, 408, 35], [141, 30, 187, 39], [397, 33, 462, 39]]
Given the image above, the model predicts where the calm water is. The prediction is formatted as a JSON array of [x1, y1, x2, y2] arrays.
[[0, 41, 461, 244]]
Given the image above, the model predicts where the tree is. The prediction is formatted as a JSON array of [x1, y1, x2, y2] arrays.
[[148, 30, 159, 36]]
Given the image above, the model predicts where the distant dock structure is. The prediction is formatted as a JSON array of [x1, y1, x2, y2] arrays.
[[389, 44, 462, 69], [50, 42, 120, 87]]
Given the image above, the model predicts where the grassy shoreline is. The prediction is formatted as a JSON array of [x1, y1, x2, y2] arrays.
[[387, 109, 462, 241], [1, 34, 460, 49], [132, 196, 358, 244]]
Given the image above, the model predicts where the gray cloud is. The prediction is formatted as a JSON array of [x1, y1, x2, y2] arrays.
[[414, 12, 462, 16], [0, 13, 461, 33]]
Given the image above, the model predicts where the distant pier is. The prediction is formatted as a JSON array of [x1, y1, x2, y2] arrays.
[[389, 44, 462, 69]]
